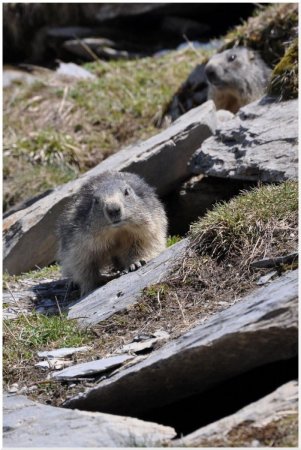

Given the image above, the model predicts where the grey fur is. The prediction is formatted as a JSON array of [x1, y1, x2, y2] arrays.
[[58, 171, 167, 296], [205, 47, 272, 113]]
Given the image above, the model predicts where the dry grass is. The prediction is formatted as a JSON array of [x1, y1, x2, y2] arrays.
[[3, 48, 209, 210], [4, 4, 298, 211], [192, 414, 298, 447]]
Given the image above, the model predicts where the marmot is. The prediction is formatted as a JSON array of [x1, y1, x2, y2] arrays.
[[205, 47, 272, 113], [58, 171, 167, 296]]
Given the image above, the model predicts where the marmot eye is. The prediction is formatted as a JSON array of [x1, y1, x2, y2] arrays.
[[124, 188, 130, 196], [93, 197, 99, 205], [228, 54, 236, 62]]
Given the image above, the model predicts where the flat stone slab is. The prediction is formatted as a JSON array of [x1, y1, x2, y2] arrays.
[[174, 381, 298, 447], [67, 238, 189, 327], [37, 346, 91, 359], [190, 97, 298, 182], [3, 101, 216, 275], [3, 394, 176, 447], [35, 359, 74, 371], [119, 331, 170, 354], [52, 354, 134, 380], [64, 270, 297, 414]]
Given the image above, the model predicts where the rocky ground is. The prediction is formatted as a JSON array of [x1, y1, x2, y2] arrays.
[[3, 97, 298, 446], [3, 3, 299, 448]]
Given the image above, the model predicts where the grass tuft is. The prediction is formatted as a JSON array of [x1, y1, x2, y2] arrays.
[[167, 235, 182, 247], [190, 181, 298, 266]]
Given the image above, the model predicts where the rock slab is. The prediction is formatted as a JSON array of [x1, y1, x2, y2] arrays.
[[191, 97, 298, 182], [37, 346, 90, 359], [64, 270, 298, 414], [3, 101, 216, 275], [68, 238, 189, 326], [52, 354, 134, 380], [3, 394, 176, 447], [174, 381, 298, 447]]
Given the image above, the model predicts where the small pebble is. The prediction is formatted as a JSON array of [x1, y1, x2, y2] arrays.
[[28, 385, 38, 392], [8, 383, 19, 393]]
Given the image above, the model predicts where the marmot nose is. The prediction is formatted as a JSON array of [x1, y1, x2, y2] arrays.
[[205, 65, 218, 83], [105, 204, 122, 221]]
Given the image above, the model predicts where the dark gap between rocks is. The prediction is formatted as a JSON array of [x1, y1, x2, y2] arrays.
[[164, 175, 256, 236], [135, 357, 298, 438]]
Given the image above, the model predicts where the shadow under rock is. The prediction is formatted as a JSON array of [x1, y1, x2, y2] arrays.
[[31, 278, 80, 314]]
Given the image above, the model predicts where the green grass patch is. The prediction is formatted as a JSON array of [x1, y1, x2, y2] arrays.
[[5, 313, 90, 349], [167, 235, 182, 247], [3, 159, 77, 211], [76, 50, 207, 125], [3, 312, 93, 385], [4, 48, 209, 210], [13, 129, 82, 168], [190, 181, 298, 264]]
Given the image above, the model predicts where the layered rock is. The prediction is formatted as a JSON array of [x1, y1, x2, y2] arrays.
[[64, 270, 298, 414], [190, 97, 298, 182]]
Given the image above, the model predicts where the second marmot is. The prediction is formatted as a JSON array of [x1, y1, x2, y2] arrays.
[[58, 171, 167, 296], [205, 47, 272, 113]]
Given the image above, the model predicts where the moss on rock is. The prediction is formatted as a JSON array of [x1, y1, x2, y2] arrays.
[[268, 38, 298, 100], [224, 3, 298, 67]]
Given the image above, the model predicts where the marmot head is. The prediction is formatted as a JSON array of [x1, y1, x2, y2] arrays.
[[75, 171, 155, 233], [205, 47, 258, 89]]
